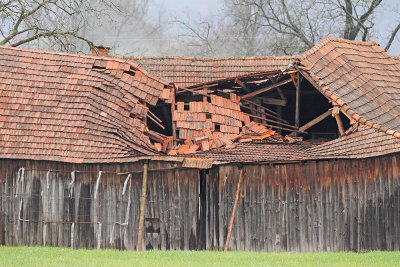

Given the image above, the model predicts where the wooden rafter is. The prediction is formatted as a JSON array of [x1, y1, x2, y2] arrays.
[[240, 99, 285, 121], [261, 97, 286, 106], [235, 78, 251, 93], [299, 109, 333, 132], [241, 78, 292, 100]]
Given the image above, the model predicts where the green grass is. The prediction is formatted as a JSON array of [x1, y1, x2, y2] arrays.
[[0, 246, 399, 267]]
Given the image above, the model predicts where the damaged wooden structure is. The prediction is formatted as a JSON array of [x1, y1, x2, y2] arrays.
[[0, 37, 400, 251]]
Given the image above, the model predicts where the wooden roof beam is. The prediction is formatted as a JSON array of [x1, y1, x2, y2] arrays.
[[235, 78, 251, 93], [299, 109, 333, 132], [241, 78, 292, 100]]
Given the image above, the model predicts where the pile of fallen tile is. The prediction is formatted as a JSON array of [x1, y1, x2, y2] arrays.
[[167, 121, 279, 155]]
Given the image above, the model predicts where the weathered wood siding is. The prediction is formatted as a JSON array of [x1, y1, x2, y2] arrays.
[[0, 159, 199, 250], [207, 156, 400, 251], [0, 154, 399, 251]]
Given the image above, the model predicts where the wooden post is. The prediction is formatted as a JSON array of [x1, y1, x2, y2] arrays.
[[171, 84, 177, 145], [333, 106, 345, 136], [295, 72, 301, 129], [137, 160, 149, 251], [224, 168, 243, 251]]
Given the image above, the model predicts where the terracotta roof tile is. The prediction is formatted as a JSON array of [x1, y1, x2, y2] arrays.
[[306, 126, 400, 159], [0, 45, 170, 163], [128, 56, 295, 87], [300, 37, 400, 137]]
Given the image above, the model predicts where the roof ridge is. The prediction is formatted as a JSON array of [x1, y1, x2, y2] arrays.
[[127, 55, 297, 61], [299, 36, 380, 60]]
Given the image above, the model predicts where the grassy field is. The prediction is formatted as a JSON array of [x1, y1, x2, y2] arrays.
[[0, 246, 399, 267]]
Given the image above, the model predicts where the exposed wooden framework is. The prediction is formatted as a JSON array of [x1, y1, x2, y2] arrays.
[[299, 109, 332, 132], [261, 97, 286, 106], [333, 106, 345, 136], [241, 78, 292, 100]]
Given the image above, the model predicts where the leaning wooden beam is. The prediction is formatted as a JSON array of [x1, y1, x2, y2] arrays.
[[299, 109, 332, 132], [335, 114, 345, 136], [176, 83, 218, 94], [224, 168, 243, 252], [148, 109, 162, 123], [241, 98, 281, 118], [147, 113, 165, 130], [240, 103, 288, 124], [290, 73, 297, 88], [241, 78, 292, 100], [179, 87, 210, 98], [333, 106, 345, 136], [246, 112, 299, 130], [247, 115, 305, 133], [145, 130, 167, 143], [137, 160, 149, 251], [235, 78, 251, 93]]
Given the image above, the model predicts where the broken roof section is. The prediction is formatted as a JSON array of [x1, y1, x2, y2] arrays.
[[1, 37, 400, 165], [130, 56, 295, 88], [0, 46, 171, 163], [299, 37, 400, 138], [146, 37, 400, 161]]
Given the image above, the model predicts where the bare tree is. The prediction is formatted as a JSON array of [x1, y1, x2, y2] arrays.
[[79, 0, 169, 56], [173, 2, 270, 57], [173, 0, 400, 57], [0, 0, 117, 52]]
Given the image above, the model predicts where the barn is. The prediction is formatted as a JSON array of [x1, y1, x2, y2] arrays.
[[0, 37, 399, 251]]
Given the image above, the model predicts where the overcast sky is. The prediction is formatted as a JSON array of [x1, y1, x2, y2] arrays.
[[153, 0, 400, 55]]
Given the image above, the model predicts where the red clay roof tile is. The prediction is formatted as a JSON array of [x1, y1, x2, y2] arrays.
[[0, 45, 170, 163]]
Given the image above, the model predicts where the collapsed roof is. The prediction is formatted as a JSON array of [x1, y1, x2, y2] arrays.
[[0, 46, 172, 163], [0, 37, 400, 165]]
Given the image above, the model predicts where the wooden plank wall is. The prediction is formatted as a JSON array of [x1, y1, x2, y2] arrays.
[[0, 159, 199, 250], [207, 155, 400, 251], [0, 154, 399, 251]]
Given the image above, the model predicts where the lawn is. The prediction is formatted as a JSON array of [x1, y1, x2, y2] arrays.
[[0, 246, 399, 267]]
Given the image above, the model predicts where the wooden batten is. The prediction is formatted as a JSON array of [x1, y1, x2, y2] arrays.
[[241, 78, 292, 100]]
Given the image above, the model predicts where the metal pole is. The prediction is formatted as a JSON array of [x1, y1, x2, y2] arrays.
[[137, 160, 149, 251]]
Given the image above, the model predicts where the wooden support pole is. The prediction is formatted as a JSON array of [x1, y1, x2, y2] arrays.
[[137, 160, 149, 251], [335, 114, 345, 136], [171, 85, 177, 145], [333, 106, 345, 136], [295, 72, 301, 129], [224, 168, 243, 251]]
